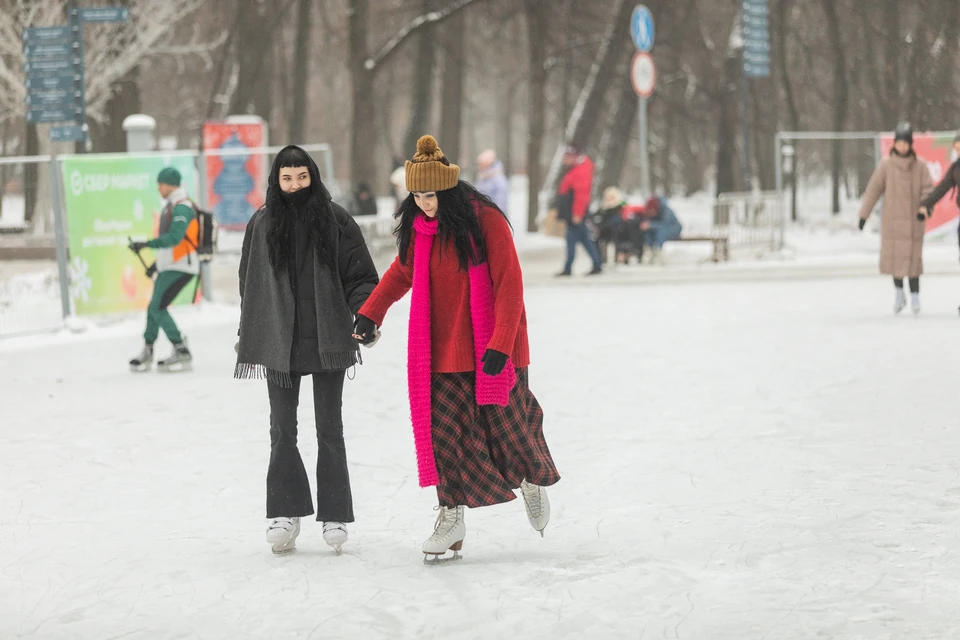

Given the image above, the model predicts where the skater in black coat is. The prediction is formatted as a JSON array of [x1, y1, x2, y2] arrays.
[[235, 145, 379, 555]]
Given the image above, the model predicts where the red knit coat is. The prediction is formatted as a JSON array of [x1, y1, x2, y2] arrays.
[[359, 206, 530, 373]]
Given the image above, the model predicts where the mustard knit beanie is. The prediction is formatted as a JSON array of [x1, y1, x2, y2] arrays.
[[405, 135, 460, 192]]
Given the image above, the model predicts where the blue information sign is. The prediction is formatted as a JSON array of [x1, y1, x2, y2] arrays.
[[742, 0, 770, 77], [630, 5, 655, 53], [78, 7, 130, 23]]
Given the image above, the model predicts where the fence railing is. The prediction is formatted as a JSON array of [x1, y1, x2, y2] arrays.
[[0, 154, 70, 337], [714, 191, 783, 254]]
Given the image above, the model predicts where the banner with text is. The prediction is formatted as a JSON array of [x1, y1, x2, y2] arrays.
[[61, 155, 199, 315]]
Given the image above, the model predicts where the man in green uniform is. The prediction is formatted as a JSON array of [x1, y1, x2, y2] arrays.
[[128, 167, 197, 372]]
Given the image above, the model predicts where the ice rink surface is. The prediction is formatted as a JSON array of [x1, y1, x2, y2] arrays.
[[3, 276, 960, 639]]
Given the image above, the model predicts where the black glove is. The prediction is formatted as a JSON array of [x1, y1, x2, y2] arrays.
[[128, 240, 148, 253], [353, 314, 379, 345], [145, 263, 157, 278], [480, 349, 508, 376], [858, 219, 866, 231]]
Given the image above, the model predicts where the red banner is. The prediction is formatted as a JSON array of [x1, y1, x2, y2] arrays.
[[878, 132, 959, 234], [202, 122, 267, 230]]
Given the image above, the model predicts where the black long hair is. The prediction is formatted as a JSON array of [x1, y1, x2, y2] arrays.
[[395, 179, 511, 271], [263, 145, 337, 273]]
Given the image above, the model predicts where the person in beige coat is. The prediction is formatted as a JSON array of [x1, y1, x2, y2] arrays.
[[858, 122, 934, 314]]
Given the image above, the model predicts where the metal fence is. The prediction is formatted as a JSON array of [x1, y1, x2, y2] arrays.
[[0, 155, 70, 337], [714, 190, 783, 256]]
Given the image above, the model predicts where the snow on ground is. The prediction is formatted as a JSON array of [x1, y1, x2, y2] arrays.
[[4, 275, 960, 639]]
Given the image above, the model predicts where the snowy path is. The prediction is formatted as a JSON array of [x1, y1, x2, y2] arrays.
[[3, 277, 960, 639]]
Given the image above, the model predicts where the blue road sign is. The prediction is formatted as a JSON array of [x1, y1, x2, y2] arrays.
[[27, 106, 85, 124], [25, 57, 82, 73], [50, 125, 86, 142], [23, 27, 79, 46], [26, 72, 82, 91], [24, 42, 80, 58], [78, 7, 130, 23], [742, 0, 770, 77], [630, 5, 655, 53], [26, 89, 83, 107]]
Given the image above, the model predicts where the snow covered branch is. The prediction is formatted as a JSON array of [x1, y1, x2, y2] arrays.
[[364, 0, 491, 71], [0, 0, 217, 126]]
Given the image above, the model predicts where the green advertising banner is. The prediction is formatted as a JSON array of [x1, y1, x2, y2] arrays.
[[61, 155, 199, 315]]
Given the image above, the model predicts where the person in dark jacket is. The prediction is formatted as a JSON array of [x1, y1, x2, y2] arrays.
[[919, 131, 960, 312], [235, 145, 379, 556], [919, 131, 960, 251], [640, 196, 683, 264], [350, 181, 378, 217]]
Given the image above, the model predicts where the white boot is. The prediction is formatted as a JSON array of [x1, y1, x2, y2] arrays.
[[911, 292, 921, 314], [266, 517, 300, 554], [322, 522, 348, 555], [894, 287, 906, 314], [520, 480, 551, 537], [422, 506, 465, 564]]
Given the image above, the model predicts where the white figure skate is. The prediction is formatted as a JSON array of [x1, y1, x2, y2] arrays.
[[520, 480, 551, 537], [422, 506, 465, 565], [322, 522, 348, 555], [265, 517, 300, 555], [894, 288, 906, 314]]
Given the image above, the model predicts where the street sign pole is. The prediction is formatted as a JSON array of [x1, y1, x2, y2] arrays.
[[630, 6, 655, 198], [639, 97, 650, 196]]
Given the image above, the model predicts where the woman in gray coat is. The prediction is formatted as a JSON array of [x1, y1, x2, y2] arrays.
[[236, 146, 379, 555]]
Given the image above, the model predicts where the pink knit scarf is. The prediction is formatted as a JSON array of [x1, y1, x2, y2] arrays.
[[409, 214, 517, 487]]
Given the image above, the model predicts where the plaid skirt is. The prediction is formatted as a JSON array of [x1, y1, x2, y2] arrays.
[[431, 368, 560, 509]]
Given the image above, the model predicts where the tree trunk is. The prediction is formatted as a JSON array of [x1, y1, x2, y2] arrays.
[[349, 0, 377, 191], [595, 72, 638, 198], [715, 53, 740, 195], [777, 0, 801, 219], [230, 0, 275, 122], [404, 0, 437, 157], [524, 0, 548, 232], [289, 0, 313, 143], [89, 0, 139, 152], [882, 0, 901, 121], [23, 122, 39, 227], [541, 0, 632, 196], [439, 11, 465, 162], [822, 0, 848, 215], [749, 79, 776, 191]]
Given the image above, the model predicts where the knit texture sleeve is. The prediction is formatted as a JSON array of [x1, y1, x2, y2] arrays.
[[480, 209, 524, 354], [358, 237, 414, 326]]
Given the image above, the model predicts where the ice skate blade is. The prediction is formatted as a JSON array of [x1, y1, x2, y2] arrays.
[[129, 365, 151, 373], [157, 363, 192, 373], [423, 550, 462, 565], [270, 543, 296, 555]]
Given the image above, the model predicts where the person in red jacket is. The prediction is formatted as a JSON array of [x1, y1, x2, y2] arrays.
[[353, 135, 560, 564], [555, 145, 602, 276]]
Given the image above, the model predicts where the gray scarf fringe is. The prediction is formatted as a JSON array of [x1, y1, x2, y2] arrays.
[[234, 350, 359, 388]]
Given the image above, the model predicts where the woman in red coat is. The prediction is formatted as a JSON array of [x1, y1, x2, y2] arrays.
[[353, 135, 560, 564]]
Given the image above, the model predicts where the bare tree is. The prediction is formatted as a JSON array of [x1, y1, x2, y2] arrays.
[[821, 0, 848, 215], [0, 0, 211, 126], [289, 0, 314, 143]]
